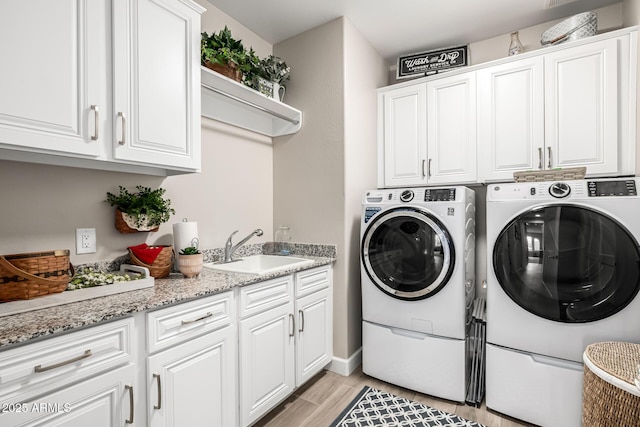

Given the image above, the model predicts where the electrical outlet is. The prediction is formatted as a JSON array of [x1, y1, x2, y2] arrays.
[[76, 228, 97, 254]]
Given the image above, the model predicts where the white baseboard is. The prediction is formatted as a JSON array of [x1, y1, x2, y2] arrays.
[[327, 347, 362, 377]]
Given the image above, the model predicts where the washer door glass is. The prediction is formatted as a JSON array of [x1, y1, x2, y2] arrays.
[[493, 205, 640, 322], [362, 207, 455, 300]]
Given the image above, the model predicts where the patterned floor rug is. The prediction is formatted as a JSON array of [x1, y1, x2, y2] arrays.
[[330, 386, 486, 427]]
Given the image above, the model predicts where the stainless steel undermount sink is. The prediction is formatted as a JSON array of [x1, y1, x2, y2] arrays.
[[203, 254, 313, 275]]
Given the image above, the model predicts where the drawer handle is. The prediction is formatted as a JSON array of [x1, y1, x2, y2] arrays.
[[289, 313, 295, 337], [421, 159, 426, 178], [181, 311, 213, 325], [153, 373, 162, 410], [90, 105, 99, 141], [125, 384, 134, 424], [34, 349, 92, 373], [298, 309, 304, 332], [547, 147, 552, 169], [427, 158, 432, 177]]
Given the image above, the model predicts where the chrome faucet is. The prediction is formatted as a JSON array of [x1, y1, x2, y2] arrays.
[[224, 229, 264, 262]]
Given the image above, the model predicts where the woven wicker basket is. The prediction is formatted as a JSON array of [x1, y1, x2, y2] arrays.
[[115, 209, 160, 234], [513, 167, 586, 182], [204, 60, 243, 83], [583, 342, 640, 426], [128, 245, 173, 278], [0, 250, 72, 302]]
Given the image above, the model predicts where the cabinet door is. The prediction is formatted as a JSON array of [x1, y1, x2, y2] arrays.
[[379, 84, 428, 187], [296, 287, 332, 386], [544, 37, 619, 175], [426, 72, 477, 184], [0, 0, 108, 157], [113, 0, 201, 170], [147, 327, 236, 427], [0, 364, 135, 426], [239, 301, 295, 427], [477, 56, 545, 182]]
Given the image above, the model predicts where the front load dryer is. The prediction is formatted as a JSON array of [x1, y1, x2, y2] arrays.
[[485, 178, 640, 427], [361, 186, 475, 402]]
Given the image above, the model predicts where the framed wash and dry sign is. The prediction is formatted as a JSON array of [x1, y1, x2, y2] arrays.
[[397, 45, 468, 79]]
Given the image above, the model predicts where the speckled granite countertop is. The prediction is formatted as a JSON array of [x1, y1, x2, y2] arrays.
[[0, 243, 336, 350]]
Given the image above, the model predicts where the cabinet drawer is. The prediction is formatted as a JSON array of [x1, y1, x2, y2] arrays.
[[0, 317, 133, 404], [295, 266, 331, 298], [239, 275, 293, 319], [147, 291, 234, 354]]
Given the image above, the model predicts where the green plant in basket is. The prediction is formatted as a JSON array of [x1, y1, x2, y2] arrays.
[[179, 246, 201, 255], [105, 186, 175, 228]]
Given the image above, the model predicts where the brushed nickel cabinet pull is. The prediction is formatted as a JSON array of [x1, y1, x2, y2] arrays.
[[421, 159, 426, 178], [428, 159, 432, 177], [298, 309, 304, 332], [547, 147, 552, 169], [289, 313, 295, 337], [34, 349, 92, 373], [90, 105, 99, 141], [117, 112, 126, 145], [125, 384, 134, 424], [153, 373, 162, 410], [538, 148, 543, 170], [181, 312, 213, 325]]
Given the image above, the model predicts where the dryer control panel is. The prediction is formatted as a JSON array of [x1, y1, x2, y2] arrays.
[[588, 180, 637, 197], [424, 188, 456, 202]]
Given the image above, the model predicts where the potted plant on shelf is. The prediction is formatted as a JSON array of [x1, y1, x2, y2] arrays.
[[256, 55, 291, 101], [201, 26, 255, 83], [178, 246, 203, 278], [106, 186, 175, 233]]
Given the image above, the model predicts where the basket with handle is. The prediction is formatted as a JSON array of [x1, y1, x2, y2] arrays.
[[128, 245, 173, 278], [0, 250, 72, 301]]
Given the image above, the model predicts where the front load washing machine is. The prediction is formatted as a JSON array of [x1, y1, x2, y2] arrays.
[[486, 178, 640, 427], [361, 186, 475, 402]]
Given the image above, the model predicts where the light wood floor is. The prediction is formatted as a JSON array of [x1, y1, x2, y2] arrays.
[[254, 366, 537, 427]]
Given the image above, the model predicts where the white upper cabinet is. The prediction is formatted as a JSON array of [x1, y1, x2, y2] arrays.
[[382, 27, 636, 186], [544, 38, 619, 175], [380, 84, 428, 187], [477, 56, 545, 181], [378, 71, 476, 188], [0, 0, 203, 175], [426, 72, 477, 185], [113, 0, 202, 171], [479, 31, 636, 182], [0, 0, 109, 158]]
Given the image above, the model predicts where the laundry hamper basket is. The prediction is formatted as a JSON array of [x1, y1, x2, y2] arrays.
[[582, 342, 640, 426]]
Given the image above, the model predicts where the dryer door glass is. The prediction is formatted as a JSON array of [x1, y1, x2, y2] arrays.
[[493, 205, 640, 322], [362, 207, 455, 300]]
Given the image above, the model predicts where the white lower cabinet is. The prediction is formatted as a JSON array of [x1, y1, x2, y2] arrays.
[[238, 275, 295, 427], [0, 318, 136, 426], [0, 265, 333, 427], [238, 266, 334, 426], [295, 268, 333, 386], [1, 364, 136, 426], [145, 291, 236, 427]]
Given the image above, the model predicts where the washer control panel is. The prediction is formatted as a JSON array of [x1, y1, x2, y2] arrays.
[[424, 188, 456, 202]]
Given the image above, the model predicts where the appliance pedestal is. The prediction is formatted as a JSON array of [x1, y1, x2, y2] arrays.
[[486, 343, 584, 427], [362, 321, 468, 402]]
